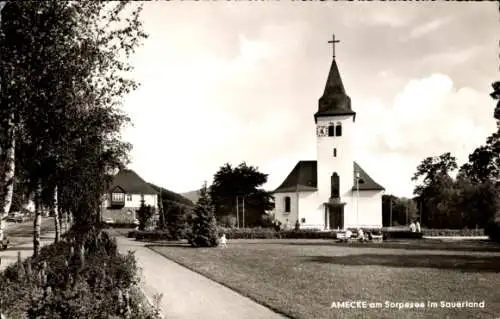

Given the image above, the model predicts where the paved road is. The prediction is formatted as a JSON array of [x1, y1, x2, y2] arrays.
[[113, 233, 286, 319], [0, 231, 55, 271]]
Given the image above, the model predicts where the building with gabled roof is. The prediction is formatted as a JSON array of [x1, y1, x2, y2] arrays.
[[272, 34, 384, 230], [102, 169, 159, 224]]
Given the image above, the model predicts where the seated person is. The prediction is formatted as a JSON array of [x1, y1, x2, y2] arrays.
[[357, 228, 366, 241], [338, 229, 352, 242], [345, 229, 352, 240]]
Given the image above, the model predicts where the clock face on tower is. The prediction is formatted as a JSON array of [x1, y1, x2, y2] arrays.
[[317, 126, 327, 137]]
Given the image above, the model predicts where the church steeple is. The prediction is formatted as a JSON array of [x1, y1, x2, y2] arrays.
[[314, 34, 356, 123]]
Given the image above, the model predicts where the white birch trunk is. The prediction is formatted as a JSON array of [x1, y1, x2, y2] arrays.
[[53, 186, 60, 243], [0, 123, 15, 242], [33, 183, 42, 256], [63, 209, 68, 234]]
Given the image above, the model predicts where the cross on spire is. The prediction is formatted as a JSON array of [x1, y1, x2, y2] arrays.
[[328, 34, 340, 58]]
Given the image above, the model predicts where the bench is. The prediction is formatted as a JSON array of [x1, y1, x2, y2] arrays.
[[337, 231, 357, 242], [370, 233, 383, 242]]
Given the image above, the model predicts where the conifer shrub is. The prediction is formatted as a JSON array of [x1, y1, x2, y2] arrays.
[[137, 199, 155, 231], [165, 204, 188, 240], [188, 182, 219, 247]]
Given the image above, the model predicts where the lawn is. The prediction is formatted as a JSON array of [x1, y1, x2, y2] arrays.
[[149, 239, 500, 319]]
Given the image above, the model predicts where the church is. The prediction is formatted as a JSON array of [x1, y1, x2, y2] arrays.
[[272, 35, 384, 230]]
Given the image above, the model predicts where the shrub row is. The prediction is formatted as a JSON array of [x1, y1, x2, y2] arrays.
[[421, 228, 485, 237], [132, 227, 382, 241], [132, 230, 173, 241], [130, 227, 489, 242], [485, 219, 500, 242], [0, 229, 160, 318], [102, 222, 138, 229], [383, 231, 423, 240]]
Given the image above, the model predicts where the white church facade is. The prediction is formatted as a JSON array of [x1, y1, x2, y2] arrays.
[[272, 35, 384, 230]]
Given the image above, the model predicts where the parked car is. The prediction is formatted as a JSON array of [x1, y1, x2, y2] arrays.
[[103, 218, 114, 225], [6, 212, 24, 223]]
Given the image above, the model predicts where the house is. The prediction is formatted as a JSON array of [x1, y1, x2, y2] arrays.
[[271, 34, 385, 230], [101, 169, 159, 224]]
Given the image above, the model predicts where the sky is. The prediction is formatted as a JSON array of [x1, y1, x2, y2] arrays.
[[120, 2, 499, 198]]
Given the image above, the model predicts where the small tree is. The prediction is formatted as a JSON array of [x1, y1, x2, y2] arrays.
[[165, 204, 187, 240], [136, 199, 154, 231], [189, 182, 218, 247]]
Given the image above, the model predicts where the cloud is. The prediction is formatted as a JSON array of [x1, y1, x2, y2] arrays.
[[121, 18, 315, 193], [354, 73, 497, 197], [419, 45, 482, 66], [118, 2, 498, 198], [400, 17, 452, 41], [341, 4, 417, 28]]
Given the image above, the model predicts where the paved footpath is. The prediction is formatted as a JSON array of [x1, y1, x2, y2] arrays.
[[0, 232, 56, 271], [114, 234, 286, 319]]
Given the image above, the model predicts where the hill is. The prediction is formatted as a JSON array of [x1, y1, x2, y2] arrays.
[[180, 189, 201, 204], [148, 183, 194, 206]]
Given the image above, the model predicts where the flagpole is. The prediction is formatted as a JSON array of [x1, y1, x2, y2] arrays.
[[242, 196, 245, 228], [236, 196, 239, 228]]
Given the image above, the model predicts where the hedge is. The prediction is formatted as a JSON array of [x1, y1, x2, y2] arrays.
[[132, 227, 381, 241], [102, 222, 138, 229], [129, 227, 490, 242], [485, 219, 500, 242], [421, 228, 485, 237], [132, 230, 172, 241], [383, 231, 423, 240]]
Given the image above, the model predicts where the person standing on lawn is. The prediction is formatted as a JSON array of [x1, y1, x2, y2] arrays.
[[415, 220, 421, 232], [409, 221, 416, 232]]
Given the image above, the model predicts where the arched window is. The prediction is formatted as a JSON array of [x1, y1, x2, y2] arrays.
[[284, 196, 291, 213], [328, 124, 334, 136], [335, 122, 342, 136], [331, 172, 340, 198]]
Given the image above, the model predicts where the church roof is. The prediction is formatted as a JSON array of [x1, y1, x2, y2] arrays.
[[273, 161, 384, 193], [107, 169, 158, 195], [353, 162, 385, 191], [273, 161, 318, 193], [314, 58, 356, 123]]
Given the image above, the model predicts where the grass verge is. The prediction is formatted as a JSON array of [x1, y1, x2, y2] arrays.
[[149, 240, 500, 319]]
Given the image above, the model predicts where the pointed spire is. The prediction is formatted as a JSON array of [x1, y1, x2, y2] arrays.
[[314, 34, 355, 123]]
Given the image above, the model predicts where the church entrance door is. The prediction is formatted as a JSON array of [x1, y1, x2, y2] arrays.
[[328, 205, 344, 230]]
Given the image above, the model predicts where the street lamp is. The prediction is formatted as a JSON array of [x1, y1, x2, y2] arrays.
[[355, 170, 360, 227]]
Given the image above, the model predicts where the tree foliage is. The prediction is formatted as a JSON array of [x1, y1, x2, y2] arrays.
[[410, 80, 500, 231], [0, 1, 147, 247], [210, 162, 274, 227], [382, 195, 418, 226]]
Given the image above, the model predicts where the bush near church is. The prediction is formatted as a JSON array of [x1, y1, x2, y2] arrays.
[[0, 229, 159, 318], [422, 228, 484, 237], [485, 215, 500, 242]]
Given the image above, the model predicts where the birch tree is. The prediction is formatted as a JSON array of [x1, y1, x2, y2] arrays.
[[0, 1, 146, 255]]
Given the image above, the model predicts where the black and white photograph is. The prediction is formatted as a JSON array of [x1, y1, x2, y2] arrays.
[[0, 1, 499, 318]]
